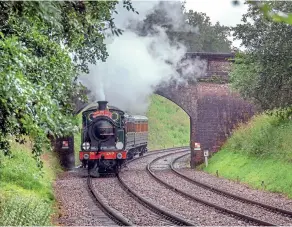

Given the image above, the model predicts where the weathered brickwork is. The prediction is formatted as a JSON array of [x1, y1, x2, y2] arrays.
[[195, 83, 254, 153], [156, 52, 256, 166]]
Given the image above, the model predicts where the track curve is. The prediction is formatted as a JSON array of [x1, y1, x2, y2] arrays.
[[171, 153, 292, 218], [87, 176, 133, 226], [147, 152, 277, 226]]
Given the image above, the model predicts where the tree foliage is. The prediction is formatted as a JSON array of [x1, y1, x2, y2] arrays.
[[230, 1, 292, 112], [232, 0, 292, 25], [134, 1, 231, 52], [0, 1, 135, 166]]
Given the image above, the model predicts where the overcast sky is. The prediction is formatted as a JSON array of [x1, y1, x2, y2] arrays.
[[185, 0, 248, 49]]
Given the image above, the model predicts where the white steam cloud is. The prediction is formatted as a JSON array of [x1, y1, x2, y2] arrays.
[[78, 1, 206, 114]]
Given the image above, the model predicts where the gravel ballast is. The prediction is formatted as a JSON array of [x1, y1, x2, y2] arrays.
[[91, 177, 174, 226], [121, 152, 255, 226], [54, 170, 117, 226], [174, 155, 292, 212]]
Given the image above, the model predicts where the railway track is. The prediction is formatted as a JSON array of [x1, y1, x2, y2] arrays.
[[171, 153, 292, 225], [88, 147, 193, 226], [172, 153, 292, 216], [122, 148, 256, 226], [118, 148, 194, 226], [148, 152, 292, 226], [87, 176, 132, 226]]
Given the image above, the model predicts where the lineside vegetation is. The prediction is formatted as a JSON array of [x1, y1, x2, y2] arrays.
[[203, 112, 292, 198], [0, 139, 61, 225], [147, 95, 190, 150]]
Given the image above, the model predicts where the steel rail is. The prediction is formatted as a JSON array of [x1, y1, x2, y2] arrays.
[[171, 153, 292, 217], [119, 147, 195, 226], [87, 176, 133, 226], [148, 153, 277, 226]]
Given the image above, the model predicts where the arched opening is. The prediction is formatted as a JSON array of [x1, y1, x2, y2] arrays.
[[146, 94, 191, 150]]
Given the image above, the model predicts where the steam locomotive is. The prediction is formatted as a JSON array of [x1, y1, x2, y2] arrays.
[[79, 101, 148, 177]]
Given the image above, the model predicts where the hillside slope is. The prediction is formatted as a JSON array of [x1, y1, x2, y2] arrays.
[[203, 113, 292, 198], [0, 140, 61, 225], [146, 94, 190, 150]]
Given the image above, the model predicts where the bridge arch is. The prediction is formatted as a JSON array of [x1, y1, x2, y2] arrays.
[[53, 52, 255, 169]]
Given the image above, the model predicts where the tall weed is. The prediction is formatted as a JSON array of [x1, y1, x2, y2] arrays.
[[0, 194, 51, 226]]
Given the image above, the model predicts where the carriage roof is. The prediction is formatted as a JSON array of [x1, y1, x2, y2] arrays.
[[125, 114, 148, 122]]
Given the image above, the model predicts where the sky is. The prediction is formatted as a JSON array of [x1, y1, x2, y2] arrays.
[[185, 0, 248, 49]]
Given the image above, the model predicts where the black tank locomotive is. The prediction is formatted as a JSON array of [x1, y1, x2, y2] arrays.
[[79, 101, 148, 177]]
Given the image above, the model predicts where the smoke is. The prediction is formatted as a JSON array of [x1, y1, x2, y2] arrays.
[[78, 1, 206, 114]]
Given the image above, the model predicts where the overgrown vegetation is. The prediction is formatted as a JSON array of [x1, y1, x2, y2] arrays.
[[0, 139, 61, 225], [231, 1, 292, 111], [204, 0, 292, 200], [0, 1, 136, 165], [147, 95, 190, 150], [203, 113, 292, 198]]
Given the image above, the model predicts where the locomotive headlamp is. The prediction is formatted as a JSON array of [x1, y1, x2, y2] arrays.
[[116, 142, 123, 150], [83, 153, 89, 160], [82, 142, 90, 151], [117, 153, 123, 159]]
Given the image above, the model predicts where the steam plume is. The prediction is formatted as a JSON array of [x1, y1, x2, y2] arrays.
[[78, 1, 206, 114]]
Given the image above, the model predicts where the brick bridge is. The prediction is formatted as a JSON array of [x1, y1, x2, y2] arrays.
[[53, 52, 255, 169], [155, 52, 255, 167]]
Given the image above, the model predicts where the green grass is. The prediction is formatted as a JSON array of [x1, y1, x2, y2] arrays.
[[203, 113, 292, 198], [0, 139, 61, 225], [147, 94, 190, 150], [74, 113, 82, 166]]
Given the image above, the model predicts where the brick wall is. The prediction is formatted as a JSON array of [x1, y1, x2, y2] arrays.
[[156, 82, 255, 165], [195, 83, 255, 160]]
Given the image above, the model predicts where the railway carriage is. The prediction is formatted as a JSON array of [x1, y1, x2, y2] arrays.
[[79, 101, 148, 177]]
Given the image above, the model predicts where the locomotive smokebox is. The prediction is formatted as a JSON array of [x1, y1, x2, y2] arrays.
[[98, 101, 108, 111]]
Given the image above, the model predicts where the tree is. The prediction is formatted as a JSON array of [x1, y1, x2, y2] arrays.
[[231, 1, 292, 111], [0, 1, 136, 165], [133, 1, 231, 52], [232, 0, 292, 25]]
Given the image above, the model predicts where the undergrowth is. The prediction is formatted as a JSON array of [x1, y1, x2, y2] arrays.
[[0, 139, 61, 225], [204, 113, 292, 198]]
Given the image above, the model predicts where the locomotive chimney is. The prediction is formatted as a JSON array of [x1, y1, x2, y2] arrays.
[[98, 101, 108, 111]]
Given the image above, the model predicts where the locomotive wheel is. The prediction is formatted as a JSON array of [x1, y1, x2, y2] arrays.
[[88, 161, 100, 178], [114, 165, 119, 176]]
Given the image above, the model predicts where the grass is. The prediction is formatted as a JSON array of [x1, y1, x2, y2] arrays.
[[74, 114, 82, 166], [203, 113, 292, 198], [146, 94, 190, 150], [0, 138, 62, 225]]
